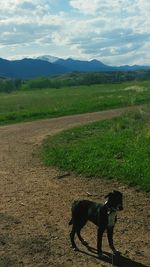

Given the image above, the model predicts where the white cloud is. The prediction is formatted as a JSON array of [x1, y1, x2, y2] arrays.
[[69, 0, 150, 16], [0, 0, 149, 65], [70, 0, 100, 15], [68, 0, 150, 65], [70, 0, 130, 15]]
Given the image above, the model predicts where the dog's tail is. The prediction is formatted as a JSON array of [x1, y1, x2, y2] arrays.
[[69, 218, 73, 225]]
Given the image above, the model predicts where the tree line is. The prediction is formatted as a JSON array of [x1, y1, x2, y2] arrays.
[[0, 78, 22, 93], [0, 70, 150, 93]]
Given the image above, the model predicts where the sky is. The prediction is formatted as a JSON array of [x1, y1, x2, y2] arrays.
[[0, 0, 150, 66]]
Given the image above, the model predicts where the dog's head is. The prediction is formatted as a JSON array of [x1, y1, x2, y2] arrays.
[[105, 190, 123, 211]]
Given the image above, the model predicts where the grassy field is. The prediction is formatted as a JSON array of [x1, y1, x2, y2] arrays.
[[41, 107, 150, 191], [0, 81, 150, 125]]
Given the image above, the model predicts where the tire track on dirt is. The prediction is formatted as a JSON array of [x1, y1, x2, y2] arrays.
[[0, 106, 149, 267]]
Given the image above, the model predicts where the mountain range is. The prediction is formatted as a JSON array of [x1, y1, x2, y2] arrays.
[[0, 56, 150, 79]]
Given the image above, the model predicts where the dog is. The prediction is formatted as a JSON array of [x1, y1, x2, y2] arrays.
[[69, 190, 123, 257]]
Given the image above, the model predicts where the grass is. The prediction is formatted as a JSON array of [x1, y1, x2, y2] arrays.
[[41, 107, 150, 191], [0, 81, 150, 125]]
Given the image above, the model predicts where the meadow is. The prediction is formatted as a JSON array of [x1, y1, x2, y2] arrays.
[[1, 80, 150, 190], [0, 81, 150, 125], [41, 106, 150, 191]]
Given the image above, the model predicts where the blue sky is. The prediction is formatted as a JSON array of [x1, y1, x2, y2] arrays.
[[0, 0, 150, 65]]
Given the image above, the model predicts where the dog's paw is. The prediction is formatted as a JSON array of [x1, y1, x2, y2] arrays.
[[72, 246, 79, 252], [82, 240, 88, 246], [112, 249, 121, 256], [98, 251, 103, 258]]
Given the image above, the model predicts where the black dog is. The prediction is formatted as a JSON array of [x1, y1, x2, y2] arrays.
[[69, 190, 123, 257]]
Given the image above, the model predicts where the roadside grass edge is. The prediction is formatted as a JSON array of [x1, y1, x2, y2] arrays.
[[41, 108, 150, 192]]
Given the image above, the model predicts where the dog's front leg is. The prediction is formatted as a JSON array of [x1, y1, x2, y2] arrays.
[[107, 227, 119, 255], [97, 227, 105, 257]]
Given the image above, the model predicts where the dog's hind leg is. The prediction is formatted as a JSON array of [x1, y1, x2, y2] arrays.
[[70, 226, 78, 250], [77, 229, 88, 246], [75, 218, 88, 246], [69, 218, 73, 225]]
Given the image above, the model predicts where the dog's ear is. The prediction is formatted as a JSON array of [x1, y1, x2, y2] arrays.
[[113, 190, 118, 195], [113, 190, 123, 196], [105, 192, 112, 198]]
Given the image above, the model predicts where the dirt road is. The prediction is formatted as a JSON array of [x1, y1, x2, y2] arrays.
[[0, 106, 149, 267]]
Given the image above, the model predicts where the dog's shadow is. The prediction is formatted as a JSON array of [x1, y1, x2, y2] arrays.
[[78, 246, 149, 267]]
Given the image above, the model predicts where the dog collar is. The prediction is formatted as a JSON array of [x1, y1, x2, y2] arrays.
[[105, 201, 118, 213], [107, 207, 118, 214]]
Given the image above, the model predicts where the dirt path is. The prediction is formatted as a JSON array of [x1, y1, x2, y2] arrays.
[[0, 106, 149, 267]]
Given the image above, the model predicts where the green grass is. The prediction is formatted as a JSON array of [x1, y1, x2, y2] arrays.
[[41, 107, 150, 191], [0, 81, 150, 125]]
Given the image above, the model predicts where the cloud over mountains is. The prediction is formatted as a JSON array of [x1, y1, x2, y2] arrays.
[[0, 0, 150, 65]]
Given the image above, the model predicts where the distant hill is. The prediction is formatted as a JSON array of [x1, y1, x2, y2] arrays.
[[39, 56, 150, 72], [0, 58, 68, 79], [56, 58, 114, 72], [35, 55, 59, 63], [0, 56, 150, 79], [116, 64, 150, 71]]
